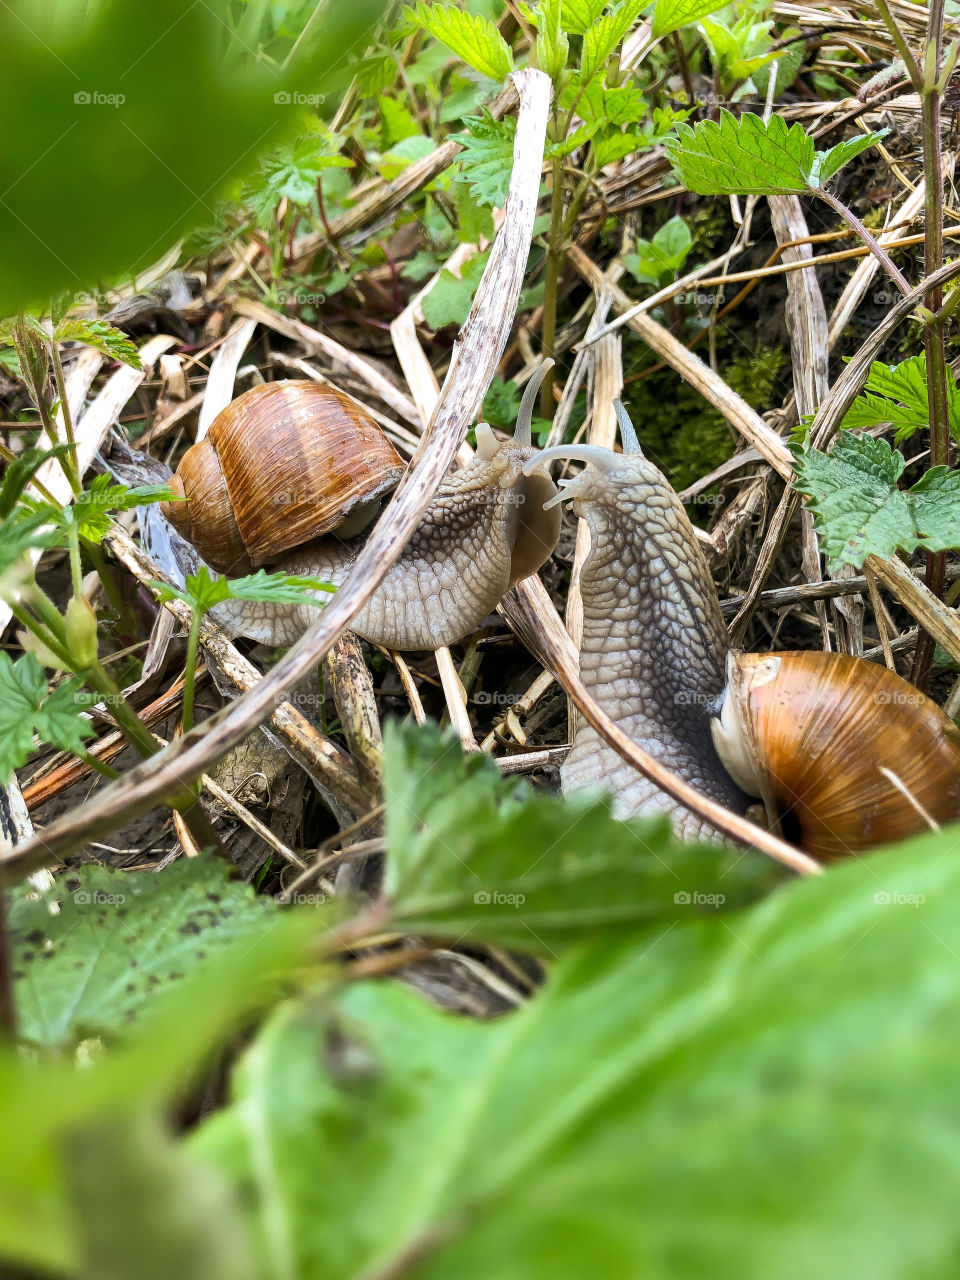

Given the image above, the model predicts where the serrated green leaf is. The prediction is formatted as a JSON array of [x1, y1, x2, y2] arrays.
[[811, 129, 889, 186], [580, 0, 646, 83], [570, 79, 648, 126], [451, 110, 516, 208], [56, 473, 176, 541], [546, 120, 600, 158], [665, 110, 814, 193], [10, 860, 278, 1051], [840, 355, 960, 444], [152, 564, 333, 615], [382, 722, 770, 948], [792, 430, 960, 569], [0, 505, 60, 583], [404, 1, 515, 81], [356, 52, 396, 97], [0, 652, 95, 782], [561, 0, 609, 33], [666, 110, 888, 196], [592, 128, 648, 166], [452, 180, 495, 244], [54, 318, 141, 369], [530, 0, 569, 79], [422, 252, 490, 328], [652, 0, 729, 37], [194, 827, 960, 1280]]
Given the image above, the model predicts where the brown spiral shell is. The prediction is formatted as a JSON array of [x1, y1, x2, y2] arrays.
[[713, 650, 960, 860], [160, 381, 404, 574]]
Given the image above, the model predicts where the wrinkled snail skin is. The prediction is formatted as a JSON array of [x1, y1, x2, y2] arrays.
[[226, 441, 561, 652], [529, 444, 750, 841], [164, 372, 561, 652]]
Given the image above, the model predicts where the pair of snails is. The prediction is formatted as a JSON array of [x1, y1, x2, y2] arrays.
[[161, 378, 960, 861]]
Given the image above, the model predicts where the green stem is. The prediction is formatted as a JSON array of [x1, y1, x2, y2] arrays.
[[67, 525, 83, 598], [8, 601, 73, 669], [181, 608, 203, 735]]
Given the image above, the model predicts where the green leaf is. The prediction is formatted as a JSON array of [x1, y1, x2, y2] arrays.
[[580, 0, 646, 83], [623, 214, 692, 286], [63, 1111, 260, 1280], [0, 0, 383, 313], [421, 252, 490, 328], [482, 375, 523, 428], [403, 2, 515, 81], [378, 94, 421, 147], [356, 53, 396, 97], [811, 129, 890, 185], [791, 430, 960, 569], [62, 473, 176, 541], [841, 355, 960, 444], [452, 181, 495, 244], [665, 110, 887, 196], [0, 444, 75, 516], [0, 653, 95, 782], [570, 79, 648, 126], [54, 318, 141, 369], [533, 0, 569, 79], [0, 505, 61, 584], [560, 0, 610, 33], [0, 902, 318, 1274], [152, 564, 334, 614], [376, 133, 436, 181], [193, 827, 960, 1279], [381, 722, 770, 949], [753, 28, 805, 96], [10, 860, 278, 1051], [652, 0, 730, 37], [451, 110, 516, 208]]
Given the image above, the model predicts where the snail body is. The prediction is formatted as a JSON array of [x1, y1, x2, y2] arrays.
[[528, 405, 960, 859], [161, 374, 561, 652]]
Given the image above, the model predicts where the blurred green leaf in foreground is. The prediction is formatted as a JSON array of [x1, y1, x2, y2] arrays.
[[0, 0, 383, 312]]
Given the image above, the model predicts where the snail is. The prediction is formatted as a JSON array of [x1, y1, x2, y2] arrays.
[[161, 371, 561, 652], [525, 402, 960, 859]]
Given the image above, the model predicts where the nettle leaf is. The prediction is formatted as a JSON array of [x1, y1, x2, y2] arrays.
[[152, 564, 333, 615], [547, 120, 600, 158], [652, 0, 729, 37], [452, 181, 495, 244], [0, 506, 60, 583], [194, 827, 960, 1280], [54, 318, 140, 369], [792, 430, 960, 569], [572, 80, 648, 126], [9, 860, 278, 1051], [382, 721, 770, 949], [64, 474, 176, 541], [532, 0, 569, 79], [451, 110, 516, 208], [841, 355, 960, 444], [0, 653, 95, 783], [580, 0, 646, 83], [422, 252, 490, 328], [482, 375, 523, 428], [665, 110, 887, 196], [561, 0, 610, 33], [403, 1, 515, 81]]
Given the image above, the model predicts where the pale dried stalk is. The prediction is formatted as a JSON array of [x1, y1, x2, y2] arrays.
[[197, 318, 257, 437], [436, 646, 478, 751], [2, 68, 554, 879]]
